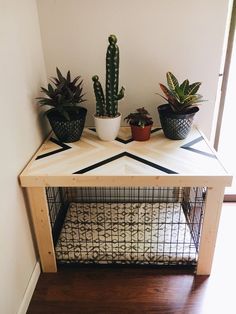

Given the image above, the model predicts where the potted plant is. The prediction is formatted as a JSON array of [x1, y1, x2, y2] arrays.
[[157, 72, 205, 140], [36, 68, 87, 143], [92, 34, 125, 141], [124, 107, 153, 141]]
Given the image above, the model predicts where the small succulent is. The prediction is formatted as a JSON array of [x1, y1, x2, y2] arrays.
[[157, 72, 205, 113], [36, 68, 86, 121], [124, 107, 153, 128], [92, 34, 125, 117]]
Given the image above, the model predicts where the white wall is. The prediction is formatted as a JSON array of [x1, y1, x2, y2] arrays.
[[0, 1, 47, 313], [0, 1, 231, 312], [37, 0, 231, 139]]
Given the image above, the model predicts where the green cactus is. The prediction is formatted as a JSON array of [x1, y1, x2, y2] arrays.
[[92, 75, 106, 116], [93, 35, 125, 117]]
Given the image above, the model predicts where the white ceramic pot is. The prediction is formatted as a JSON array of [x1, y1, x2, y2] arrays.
[[94, 113, 121, 141]]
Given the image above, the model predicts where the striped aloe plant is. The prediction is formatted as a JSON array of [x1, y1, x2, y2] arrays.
[[157, 72, 205, 113], [92, 35, 125, 117]]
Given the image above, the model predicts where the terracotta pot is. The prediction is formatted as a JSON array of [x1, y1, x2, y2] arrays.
[[130, 123, 153, 141]]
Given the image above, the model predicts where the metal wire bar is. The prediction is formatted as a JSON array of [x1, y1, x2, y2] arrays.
[[45, 187, 206, 266]]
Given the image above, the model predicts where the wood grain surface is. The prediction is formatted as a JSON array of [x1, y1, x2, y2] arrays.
[[20, 127, 232, 188]]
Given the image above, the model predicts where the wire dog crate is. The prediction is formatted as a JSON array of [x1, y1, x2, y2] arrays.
[[46, 186, 206, 267]]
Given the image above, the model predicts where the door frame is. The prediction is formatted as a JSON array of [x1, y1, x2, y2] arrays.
[[214, 0, 236, 201]]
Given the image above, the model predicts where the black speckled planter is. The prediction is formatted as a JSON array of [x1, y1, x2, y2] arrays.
[[158, 104, 199, 140], [47, 107, 87, 143]]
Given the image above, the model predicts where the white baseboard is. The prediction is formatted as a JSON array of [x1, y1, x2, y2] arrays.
[[17, 261, 41, 314]]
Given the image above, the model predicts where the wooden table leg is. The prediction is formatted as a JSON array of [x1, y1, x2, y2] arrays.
[[27, 187, 57, 272], [196, 185, 225, 275]]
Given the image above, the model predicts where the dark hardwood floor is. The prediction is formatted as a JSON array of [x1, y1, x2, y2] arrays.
[[27, 203, 236, 314]]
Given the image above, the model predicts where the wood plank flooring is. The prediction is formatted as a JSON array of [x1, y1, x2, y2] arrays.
[[27, 203, 236, 314]]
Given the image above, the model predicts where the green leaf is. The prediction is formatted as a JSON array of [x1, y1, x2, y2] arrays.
[[36, 97, 48, 101], [190, 97, 207, 104], [50, 77, 60, 85], [159, 84, 179, 110], [72, 76, 81, 86], [175, 86, 185, 100], [188, 82, 201, 95], [66, 86, 74, 99], [171, 89, 181, 103], [116, 87, 125, 100], [40, 87, 50, 96], [48, 83, 54, 95], [38, 98, 56, 107], [184, 94, 200, 104], [124, 107, 152, 127], [67, 70, 71, 83], [56, 81, 65, 92], [156, 92, 169, 102], [56, 67, 64, 82], [76, 79, 83, 89], [37, 67, 86, 116], [159, 83, 172, 99], [180, 79, 189, 94], [166, 72, 179, 91]]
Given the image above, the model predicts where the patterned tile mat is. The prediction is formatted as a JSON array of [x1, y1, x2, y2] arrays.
[[56, 202, 197, 264]]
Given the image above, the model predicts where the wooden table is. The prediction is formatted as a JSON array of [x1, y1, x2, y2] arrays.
[[20, 127, 232, 275]]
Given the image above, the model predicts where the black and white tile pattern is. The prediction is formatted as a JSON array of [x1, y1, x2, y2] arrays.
[[56, 202, 197, 265]]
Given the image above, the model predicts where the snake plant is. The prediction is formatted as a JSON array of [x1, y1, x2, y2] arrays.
[[92, 35, 125, 117]]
